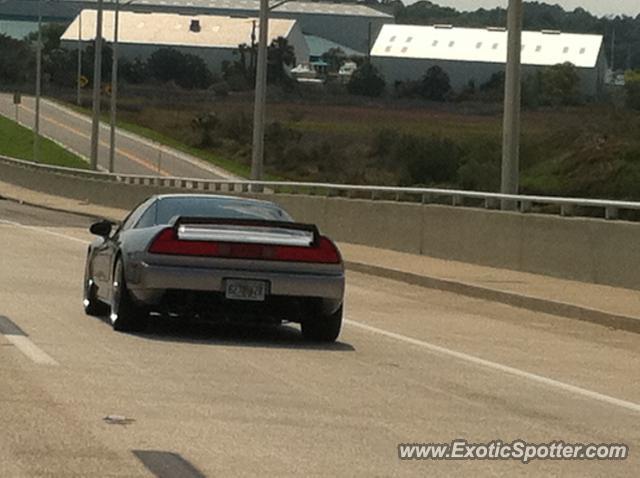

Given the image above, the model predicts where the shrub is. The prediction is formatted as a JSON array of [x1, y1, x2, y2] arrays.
[[120, 58, 148, 84], [219, 111, 252, 143], [191, 112, 220, 148], [376, 133, 460, 185], [624, 70, 640, 110], [457, 141, 502, 191]]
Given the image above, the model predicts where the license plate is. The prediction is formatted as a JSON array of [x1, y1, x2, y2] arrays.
[[225, 279, 268, 302]]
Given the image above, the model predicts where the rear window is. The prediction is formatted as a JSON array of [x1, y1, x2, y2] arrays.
[[145, 197, 293, 226]]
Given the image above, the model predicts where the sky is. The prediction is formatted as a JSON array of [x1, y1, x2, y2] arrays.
[[404, 1, 640, 18]]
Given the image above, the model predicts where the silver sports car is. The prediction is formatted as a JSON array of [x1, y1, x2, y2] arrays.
[[83, 194, 345, 342]]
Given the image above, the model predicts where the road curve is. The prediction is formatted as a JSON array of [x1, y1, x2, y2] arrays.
[[0, 93, 236, 180], [0, 200, 638, 477]]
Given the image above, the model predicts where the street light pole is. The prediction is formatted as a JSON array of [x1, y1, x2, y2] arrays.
[[500, 0, 523, 210], [250, 0, 269, 186], [108, 0, 120, 173], [34, 0, 42, 162], [77, 10, 82, 106], [90, 0, 104, 170]]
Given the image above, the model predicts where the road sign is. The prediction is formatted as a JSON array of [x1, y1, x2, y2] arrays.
[[80, 75, 89, 88], [13, 92, 21, 105]]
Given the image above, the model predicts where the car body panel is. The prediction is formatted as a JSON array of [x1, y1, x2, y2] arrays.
[[86, 194, 345, 323]]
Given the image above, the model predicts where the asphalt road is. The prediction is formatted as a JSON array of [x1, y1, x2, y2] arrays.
[[0, 200, 638, 477], [0, 93, 235, 179]]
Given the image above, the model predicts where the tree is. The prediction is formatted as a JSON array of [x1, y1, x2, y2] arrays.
[[147, 48, 212, 89], [0, 34, 35, 85], [268, 37, 296, 86], [82, 41, 113, 82], [222, 43, 254, 90], [26, 23, 66, 55], [419, 65, 451, 101], [44, 48, 77, 87], [347, 61, 386, 97], [539, 62, 581, 106], [120, 58, 148, 84]]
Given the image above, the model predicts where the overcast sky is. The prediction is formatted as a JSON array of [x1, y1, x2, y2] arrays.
[[404, 1, 640, 18]]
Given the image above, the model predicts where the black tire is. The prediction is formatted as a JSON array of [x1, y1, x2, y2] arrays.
[[110, 258, 148, 332], [301, 305, 343, 343], [83, 259, 108, 317]]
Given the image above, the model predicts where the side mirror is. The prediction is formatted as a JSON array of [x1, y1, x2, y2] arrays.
[[90, 220, 113, 238]]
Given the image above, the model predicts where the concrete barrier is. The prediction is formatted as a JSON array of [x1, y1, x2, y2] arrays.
[[2, 158, 639, 290]]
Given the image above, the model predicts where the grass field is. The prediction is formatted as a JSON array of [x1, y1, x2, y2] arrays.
[[0, 114, 88, 169], [56, 92, 640, 200]]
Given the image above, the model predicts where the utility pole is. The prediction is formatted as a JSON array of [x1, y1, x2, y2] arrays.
[[34, 0, 42, 162], [77, 10, 82, 106], [109, 0, 120, 173], [250, 0, 269, 187], [500, 0, 523, 210], [90, 0, 104, 170]]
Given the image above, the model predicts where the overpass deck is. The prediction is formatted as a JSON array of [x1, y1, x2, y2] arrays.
[[2, 178, 638, 334]]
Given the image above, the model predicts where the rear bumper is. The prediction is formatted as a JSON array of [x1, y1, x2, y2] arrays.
[[128, 261, 345, 304]]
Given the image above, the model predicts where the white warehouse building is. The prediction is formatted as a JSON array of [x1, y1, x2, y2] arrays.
[[1, 0, 393, 55], [60, 10, 310, 74], [371, 24, 606, 97]]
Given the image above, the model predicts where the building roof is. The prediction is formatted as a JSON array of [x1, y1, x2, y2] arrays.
[[371, 24, 604, 69], [73, 0, 392, 18], [305, 34, 364, 58], [61, 10, 298, 49]]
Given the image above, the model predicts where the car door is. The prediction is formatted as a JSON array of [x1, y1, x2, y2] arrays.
[[94, 200, 152, 301]]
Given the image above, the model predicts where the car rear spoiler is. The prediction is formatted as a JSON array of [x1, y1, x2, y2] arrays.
[[171, 217, 321, 247]]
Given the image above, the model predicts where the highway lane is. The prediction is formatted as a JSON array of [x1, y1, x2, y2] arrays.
[[0, 93, 236, 179], [0, 200, 638, 477]]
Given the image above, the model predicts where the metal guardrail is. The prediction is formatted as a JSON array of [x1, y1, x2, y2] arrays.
[[2, 155, 639, 221]]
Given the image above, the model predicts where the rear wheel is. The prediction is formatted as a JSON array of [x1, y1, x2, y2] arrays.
[[301, 306, 343, 343], [110, 258, 148, 332]]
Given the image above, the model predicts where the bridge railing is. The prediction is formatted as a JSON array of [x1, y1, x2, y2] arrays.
[[2, 155, 639, 221]]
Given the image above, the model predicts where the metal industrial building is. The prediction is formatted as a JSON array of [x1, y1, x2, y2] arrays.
[[60, 10, 310, 74], [371, 24, 607, 97], [0, 0, 393, 54]]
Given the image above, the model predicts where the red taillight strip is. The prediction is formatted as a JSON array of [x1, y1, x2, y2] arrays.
[[148, 228, 341, 264]]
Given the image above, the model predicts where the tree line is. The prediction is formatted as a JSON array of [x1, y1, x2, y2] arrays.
[[0, 23, 296, 92]]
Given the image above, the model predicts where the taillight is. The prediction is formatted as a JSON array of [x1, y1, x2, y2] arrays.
[[148, 228, 341, 264], [274, 237, 341, 264]]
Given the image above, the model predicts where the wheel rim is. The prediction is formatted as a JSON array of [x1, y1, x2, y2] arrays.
[[110, 262, 122, 325], [83, 278, 92, 308]]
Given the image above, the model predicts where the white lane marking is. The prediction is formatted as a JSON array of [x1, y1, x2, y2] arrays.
[[0, 219, 90, 245], [3, 335, 59, 366], [346, 319, 640, 414]]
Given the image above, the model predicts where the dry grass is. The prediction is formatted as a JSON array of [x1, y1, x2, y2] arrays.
[[61, 89, 640, 199]]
